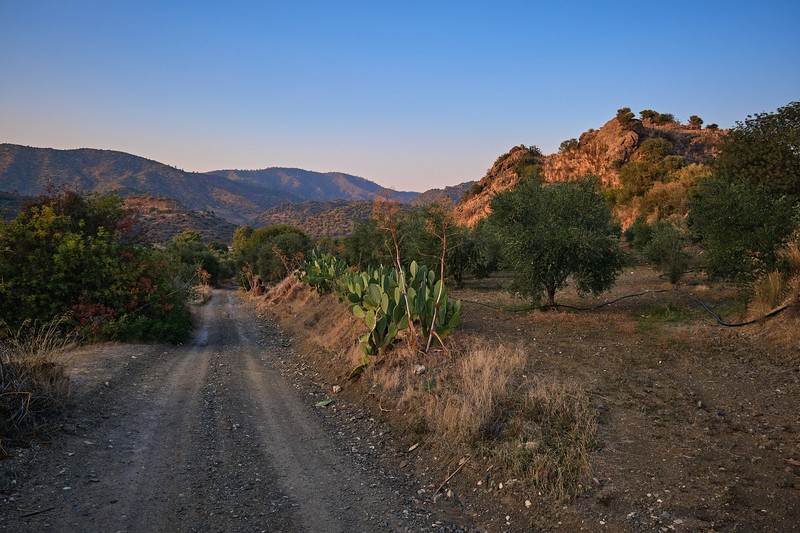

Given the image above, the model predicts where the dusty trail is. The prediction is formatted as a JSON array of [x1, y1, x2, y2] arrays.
[[1, 290, 463, 532]]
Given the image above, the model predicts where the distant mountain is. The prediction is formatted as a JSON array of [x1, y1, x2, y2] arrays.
[[409, 181, 475, 208], [253, 200, 377, 239], [207, 168, 418, 203], [0, 144, 297, 224], [0, 144, 420, 226]]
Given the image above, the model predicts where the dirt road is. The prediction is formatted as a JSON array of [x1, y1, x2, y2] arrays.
[[1, 290, 466, 532]]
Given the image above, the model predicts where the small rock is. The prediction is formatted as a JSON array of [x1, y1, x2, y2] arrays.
[[414, 365, 426, 375], [332, 385, 342, 394], [525, 500, 532, 508]]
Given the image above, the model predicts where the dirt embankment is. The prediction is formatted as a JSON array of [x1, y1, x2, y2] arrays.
[[0, 290, 468, 532]]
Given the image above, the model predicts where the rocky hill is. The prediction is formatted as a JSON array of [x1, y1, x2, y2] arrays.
[[453, 145, 543, 227], [544, 115, 724, 187], [409, 181, 475, 208], [453, 113, 725, 227], [123, 195, 238, 245]]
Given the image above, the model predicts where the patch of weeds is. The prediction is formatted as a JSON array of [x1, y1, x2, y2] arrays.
[[485, 379, 598, 500], [635, 303, 692, 332], [422, 377, 437, 394]]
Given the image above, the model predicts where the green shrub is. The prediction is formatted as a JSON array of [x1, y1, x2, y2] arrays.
[[0, 191, 192, 342]]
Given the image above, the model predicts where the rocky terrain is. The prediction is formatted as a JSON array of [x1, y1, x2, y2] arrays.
[[453, 115, 725, 227]]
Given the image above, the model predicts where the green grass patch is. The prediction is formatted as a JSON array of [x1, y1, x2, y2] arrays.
[[634, 303, 693, 332]]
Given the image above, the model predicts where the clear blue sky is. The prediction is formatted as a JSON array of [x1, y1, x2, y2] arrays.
[[2, 1, 798, 192]]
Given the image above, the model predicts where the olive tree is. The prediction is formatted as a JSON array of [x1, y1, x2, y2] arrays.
[[489, 176, 626, 306], [689, 101, 800, 281]]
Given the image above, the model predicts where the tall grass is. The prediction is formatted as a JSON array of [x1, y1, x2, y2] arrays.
[[750, 270, 786, 316], [749, 242, 800, 317], [420, 340, 525, 445], [368, 338, 597, 499], [0, 317, 73, 455]]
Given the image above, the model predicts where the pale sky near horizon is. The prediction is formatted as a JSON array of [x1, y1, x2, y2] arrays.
[[1, 1, 798, 192]]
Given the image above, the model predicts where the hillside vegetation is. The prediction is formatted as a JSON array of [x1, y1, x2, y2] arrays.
[[208, 168, 417, 203], [123, 195, 237, 244], [408, 181, 475, 208], [253, 200, 376, 238]]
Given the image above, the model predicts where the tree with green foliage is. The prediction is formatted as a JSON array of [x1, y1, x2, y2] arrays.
[[640, 109, 658, 121], [617, 107, 635, 124], [344, 217, 397, 269], [489, 176, 626, 306], [690, 179, 796, 281], [639, 109, 676, 124], [166, 230, 222, 284], [559, 138, 579, 152], [628, 218, 691, 284], [715, 101, 800, 197], [690, 101, 800, 281], [0, 191, 191, 341], [688, 115, 704, 129], [233, 225, 312, 286]]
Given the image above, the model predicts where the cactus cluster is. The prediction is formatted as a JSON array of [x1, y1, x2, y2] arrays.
[[296, 249, 348, 294], [342, 266, 410, 357], [297, 251, 461, 360]]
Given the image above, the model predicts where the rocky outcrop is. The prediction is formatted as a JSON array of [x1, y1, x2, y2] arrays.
[[543, 118, 725, 187], [452, 145, 541, 227], [452, 115, 726, 227]]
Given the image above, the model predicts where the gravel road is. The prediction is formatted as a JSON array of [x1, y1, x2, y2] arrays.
[[1, 289, 468, 532]]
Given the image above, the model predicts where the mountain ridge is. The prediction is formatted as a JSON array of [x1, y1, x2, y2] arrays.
[[0, 144, 420, 225]]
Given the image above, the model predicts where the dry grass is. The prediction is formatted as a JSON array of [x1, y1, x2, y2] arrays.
[[783, 241, 800, 309], [261, 275, 307, 306], [421, 340, 525, 445], [259, 278, 365, 372], [489, 378, 597, 500], [262, 274, 600, 500], [188, 283, 213, 305], [750, 270, 787, 317], [0, 317, 73, 455], [747, 242, 800, 358]]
